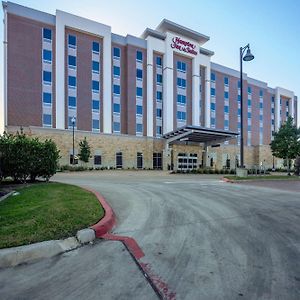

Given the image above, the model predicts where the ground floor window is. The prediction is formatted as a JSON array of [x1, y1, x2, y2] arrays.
[[116, 152, 123, 169], [153, 153, 162, 170], [137, 152, 143, 169], [69, 154, 78, 165], [94, 155, 102, 165]]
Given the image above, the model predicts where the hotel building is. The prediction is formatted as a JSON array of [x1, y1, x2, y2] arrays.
[[1, 2, 299, 170]]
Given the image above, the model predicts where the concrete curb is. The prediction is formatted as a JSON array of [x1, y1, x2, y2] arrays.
[[0, 187, 110, 269], [0, 191, 15, 203], [87, 189, 116, 237]]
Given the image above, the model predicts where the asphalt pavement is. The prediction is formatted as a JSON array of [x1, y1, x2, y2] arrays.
[[0, 171, 299, 300]]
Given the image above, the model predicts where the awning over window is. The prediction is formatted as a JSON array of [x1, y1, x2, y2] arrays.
[[163, 125, 239, 145]]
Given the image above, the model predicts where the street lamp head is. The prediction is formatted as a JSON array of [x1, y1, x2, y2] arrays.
[[71, 116, 76, 124], [243, 48, 254, 62]]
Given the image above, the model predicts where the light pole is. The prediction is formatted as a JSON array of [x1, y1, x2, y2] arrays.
[[71, 116, 76, 165], [240, 44, 254, 168]]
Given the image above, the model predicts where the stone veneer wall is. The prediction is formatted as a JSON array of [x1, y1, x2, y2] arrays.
[[6, 126, 278, 170]]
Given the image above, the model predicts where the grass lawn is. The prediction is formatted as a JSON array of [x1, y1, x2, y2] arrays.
[[0, 182, 104, 249], [224, 175, 300, 181]]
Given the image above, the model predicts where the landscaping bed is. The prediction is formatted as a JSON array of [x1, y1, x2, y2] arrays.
[[0, 182, 104, 249], [224, 175, 300, 181]]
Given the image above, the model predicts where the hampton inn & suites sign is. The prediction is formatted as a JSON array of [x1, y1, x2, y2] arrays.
[[170, 37, 198, 56]]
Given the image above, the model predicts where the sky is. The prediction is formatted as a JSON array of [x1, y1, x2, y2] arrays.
[[0, 0, 300, 105]]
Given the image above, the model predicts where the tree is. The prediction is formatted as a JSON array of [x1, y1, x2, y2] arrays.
[[270, 116, 300, 175], [78, 137, 91, 164]]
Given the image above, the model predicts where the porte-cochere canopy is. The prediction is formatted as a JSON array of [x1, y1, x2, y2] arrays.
[[163, 125, 239, 145]]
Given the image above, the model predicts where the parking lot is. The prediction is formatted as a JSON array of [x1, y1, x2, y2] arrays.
[[1, 171, 300, 299]]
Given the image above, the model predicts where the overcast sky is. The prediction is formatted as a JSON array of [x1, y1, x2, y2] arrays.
[[1, 0, 299, 108]]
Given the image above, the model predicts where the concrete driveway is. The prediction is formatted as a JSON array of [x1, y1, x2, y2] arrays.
[[1, 171, 300, 299]]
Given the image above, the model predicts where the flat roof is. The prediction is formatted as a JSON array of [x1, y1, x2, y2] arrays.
[[163, 125, 238, 144], [156, 19, 210, 45]]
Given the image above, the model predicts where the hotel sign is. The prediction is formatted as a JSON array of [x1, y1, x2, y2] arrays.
[[170, 37, 198, 56]]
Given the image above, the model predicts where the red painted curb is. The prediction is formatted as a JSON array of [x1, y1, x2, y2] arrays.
[[84, 188, 116, 237], [102, 233, 145, 260], [222, 177, 234, 183]]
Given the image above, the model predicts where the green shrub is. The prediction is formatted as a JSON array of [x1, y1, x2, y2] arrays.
[[203, 169, 208, 174], [0, 130, 60, 182], [230, 169, 235, 175], [215, 169, 220, 174]]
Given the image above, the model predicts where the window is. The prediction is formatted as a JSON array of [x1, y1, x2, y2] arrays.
[[113, 66, 120, 77], [92, 100, 100, 111], [113, 84, 120, 95], [113, 47, 120, 58], [224, 91, 229, 99], [248, 99, 251, 106], [156, 126, 162, 136], [248, 112, 252, 119], [137, 152, 143, 169], [211, 88, 215, 96], [157, 74, 163, 84], [92, 61, 99, 73], [238, 108, 241, 115], [272, 96, 275, 103], [92, 80, 99, 92], [113, 122, 120, 132], [238, 80, 241, 88], [116, 152, 123, 168], [224, 120, 229, 128], [271, 108, 275, 114], [43, 114, 52, 126], [260, 115, 263, 121], [248, 125, 251, 131], [43, 28, 52, 41], [177, 111, 186, 121], [68, 96, 76, 107], [136, 51, 143, 61], [68, 76, 76, 88], [136, 105, 143, 115], [136, 69, 143, 80], [113, 103, 120, 113], [224, 77, 229, 85], [211, 117, 215, 126], [43, 92, 52, 105], [210, 102, 216, 110], [43, 71, 52, 84], [157, 91, 162, 101], [92, 119, 100, 130], [156, 57, 162, 66], [94, 155, 101, 165], [136, 87, 143, 97], [177, 78, 186, 88], [177, 94, 186, 105], [272, 119, 275, 125], [224, 106, 229, 113], [238, 95, 241, 102], [260, 90, 263, 97], [248, 86, 252, 94], [68, 55, 76, 68], [70, 154, 78, 165], [177, 61, 186, 72], [211, 73, 216, 81], [156, 108, 162, 118], [286, 100, 289, 107], [153, 153, 162, 169], [136, 123, 143, 133], [68, 35, 76, 48], [43, 49, 52, 62], [92, 41, 100, 53], [259, 102, 263, 109]]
